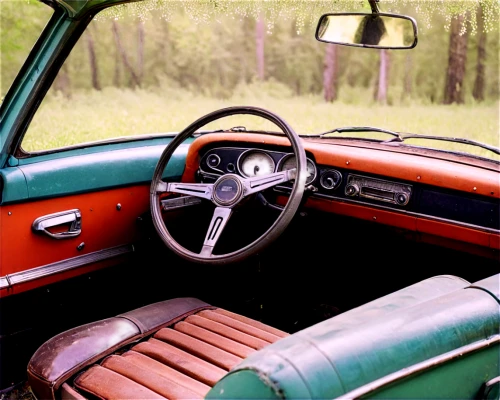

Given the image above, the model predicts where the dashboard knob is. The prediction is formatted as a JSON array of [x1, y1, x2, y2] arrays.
[[320, 170, 342, 190], [345, 184, 359, 197], [396, 193, 409, 205]]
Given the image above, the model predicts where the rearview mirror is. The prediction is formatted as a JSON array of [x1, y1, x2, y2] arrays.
[[316, 13, 417, 49]]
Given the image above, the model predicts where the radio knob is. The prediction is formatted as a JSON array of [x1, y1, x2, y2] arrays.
[[396, 193, 408, 205], [345, 184, 359, 197]]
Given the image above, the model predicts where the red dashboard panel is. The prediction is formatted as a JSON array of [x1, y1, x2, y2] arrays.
[[184, 133, 500, 253], [183, 133, 500, 198]]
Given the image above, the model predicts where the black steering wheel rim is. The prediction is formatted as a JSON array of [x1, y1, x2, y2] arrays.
[[150, 106, 307, 265]]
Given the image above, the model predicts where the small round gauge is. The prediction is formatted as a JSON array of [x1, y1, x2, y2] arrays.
[[206, 154, 221, 168], [238, 150, 276, 177], [278, 155, 317, 185]]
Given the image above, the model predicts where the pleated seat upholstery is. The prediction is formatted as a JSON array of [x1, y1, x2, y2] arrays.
[[74, 309, 287, 399], [28, 299, 287, 400]]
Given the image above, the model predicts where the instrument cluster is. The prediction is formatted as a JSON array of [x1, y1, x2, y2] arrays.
[[200, 147, 320, 186]]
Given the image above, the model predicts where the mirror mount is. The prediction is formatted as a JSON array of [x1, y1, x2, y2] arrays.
[[368, 0, 380, 14]]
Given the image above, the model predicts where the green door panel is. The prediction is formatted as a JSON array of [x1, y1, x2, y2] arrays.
[[0, 139, 191, 204], [207, 275, 499, 400], [0, 168, 29, 203]]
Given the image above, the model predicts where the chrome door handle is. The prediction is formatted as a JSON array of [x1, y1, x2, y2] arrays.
[[32, 209, 82, 239]]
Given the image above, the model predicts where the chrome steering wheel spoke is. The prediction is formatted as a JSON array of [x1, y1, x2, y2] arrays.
[[159, 181, 214, 200], [242, 168, 296, 197], [200, 207, 233, 257]]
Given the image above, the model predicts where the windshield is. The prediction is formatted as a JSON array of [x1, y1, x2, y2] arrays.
[[22, 1, 499, 161], [1, 0, 53, 100]]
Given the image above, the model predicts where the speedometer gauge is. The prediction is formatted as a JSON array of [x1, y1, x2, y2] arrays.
[[278, 155, 317, 185], [238, 150, 276, 177]]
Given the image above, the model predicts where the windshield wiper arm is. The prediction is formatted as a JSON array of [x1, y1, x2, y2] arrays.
[[312, 126, 499, 156], [311, 126, 403, 142]]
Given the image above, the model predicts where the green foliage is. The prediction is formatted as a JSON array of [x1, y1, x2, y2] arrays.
[[0, 0, 53, 98], [99, 0, 500, 33], [2, 0, 499, 158], [31, 4, 498, 103], [2, 1, 499, 102]]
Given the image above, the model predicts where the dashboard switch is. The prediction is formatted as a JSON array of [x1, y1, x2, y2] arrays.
[[345, 184, 359, 196], [396, 193, 409, 205]]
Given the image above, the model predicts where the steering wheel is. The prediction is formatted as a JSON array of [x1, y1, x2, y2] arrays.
[[150, 106, 307, 265]]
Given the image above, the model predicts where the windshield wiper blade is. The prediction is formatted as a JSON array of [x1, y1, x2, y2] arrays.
[[387, 133, 500, 155], [311, 126, 403, 142], [312, 126, 499, 156]]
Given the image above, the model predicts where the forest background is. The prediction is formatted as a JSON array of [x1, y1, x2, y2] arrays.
[[1, 0, 499, 157]]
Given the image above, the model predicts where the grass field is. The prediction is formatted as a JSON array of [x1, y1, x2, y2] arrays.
[[23, 88, 499, 160]]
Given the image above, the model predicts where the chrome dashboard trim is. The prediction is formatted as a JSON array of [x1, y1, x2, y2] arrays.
[[335, 334, 500, 400], [0, 244, 134, 290]]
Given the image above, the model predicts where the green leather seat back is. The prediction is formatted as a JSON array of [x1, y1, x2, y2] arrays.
[[207, 275, 500, 399]]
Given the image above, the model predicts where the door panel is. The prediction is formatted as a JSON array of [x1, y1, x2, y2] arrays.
[[0, 140, 190, 297], [0, 184, 148, 297]]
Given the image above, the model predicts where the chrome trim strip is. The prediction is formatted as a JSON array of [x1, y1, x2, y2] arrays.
[[311, 192, 500, 234], [0, 244, 134, 290], [0, 277, 10, 289], [161, 196, 203, 210], [335, 335, 500, 400]]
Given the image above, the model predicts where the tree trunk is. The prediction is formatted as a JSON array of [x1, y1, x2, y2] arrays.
[[375, 49, 389, 104], [472, 6, 486, 102], [323, 44, 338, 102], [113, 43, 121, 87], [86, 30, 101, 90], [54, 63, 71, 98], [256, 14, 265, 81], [112, 21, 141, 88], [443, 14, 469, 104], [403, 54, 412, 99], [137, 20, 145, 83]]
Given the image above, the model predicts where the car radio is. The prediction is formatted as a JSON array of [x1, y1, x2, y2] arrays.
[[345, 174, 412, 206]]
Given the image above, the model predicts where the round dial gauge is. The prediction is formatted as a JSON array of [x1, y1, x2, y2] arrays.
[[279, 155, 317, 185], [239, 150, 276, 177]]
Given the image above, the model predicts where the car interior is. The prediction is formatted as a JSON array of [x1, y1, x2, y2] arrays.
[[0, 0, 498, 398]]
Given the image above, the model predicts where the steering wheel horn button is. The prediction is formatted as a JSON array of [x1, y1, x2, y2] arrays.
[[213, 175, 243, 206]]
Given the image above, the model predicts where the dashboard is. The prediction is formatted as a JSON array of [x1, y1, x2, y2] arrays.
[[196, 145, 500, 232], [179, 133, 500, 255]]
